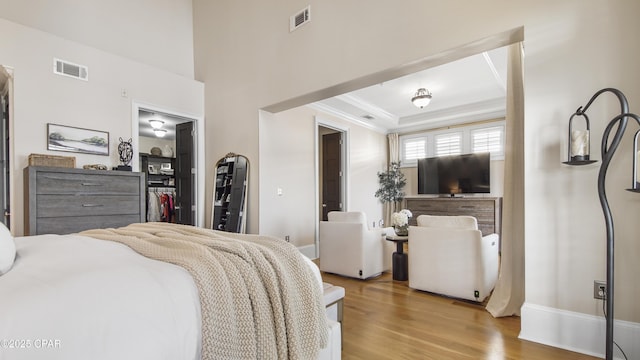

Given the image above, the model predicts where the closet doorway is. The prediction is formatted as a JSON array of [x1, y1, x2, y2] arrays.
[[137, 108, 197, 226]]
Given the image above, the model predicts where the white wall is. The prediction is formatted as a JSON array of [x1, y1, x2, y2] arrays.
[[519, 2, 640, 354], [0, 0, 194, 77], [341, 117, 387, 225], [193, 0, 640, 357], [258, 106, 316, 246], [259, 105, 387, 249], [0, 18, 204, 235]]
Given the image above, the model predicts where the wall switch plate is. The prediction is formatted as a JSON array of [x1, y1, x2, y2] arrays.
[[285, 235, 290, 242], [594, 280, 606, 300]]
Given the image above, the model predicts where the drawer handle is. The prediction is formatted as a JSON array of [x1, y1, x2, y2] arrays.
[[82, 204, 104, 207], [81, 182, 103, 186]]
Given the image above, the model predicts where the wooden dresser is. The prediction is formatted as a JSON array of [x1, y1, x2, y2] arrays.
[[405, 196, 502, 236], [24, 166, 145, 235]]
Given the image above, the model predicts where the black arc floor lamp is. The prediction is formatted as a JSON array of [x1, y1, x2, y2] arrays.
[[563, 88, 639, 360]]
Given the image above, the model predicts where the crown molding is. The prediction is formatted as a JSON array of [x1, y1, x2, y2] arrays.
[[390, 109, 505, 134], [307, 102, 388, 134], [335, 93, 399, 125], [400, 97, 505, 126]]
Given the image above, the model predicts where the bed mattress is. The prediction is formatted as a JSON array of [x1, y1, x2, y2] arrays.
[[1, 233, 200, 360]]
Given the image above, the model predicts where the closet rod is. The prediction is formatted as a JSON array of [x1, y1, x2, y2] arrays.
[[149, 187, 175, 193]]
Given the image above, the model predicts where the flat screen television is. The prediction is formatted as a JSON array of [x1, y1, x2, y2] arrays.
[[417, 153, 491, 195]]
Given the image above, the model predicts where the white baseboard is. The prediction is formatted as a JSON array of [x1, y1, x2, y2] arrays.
[[520, 302, 639, 359], [298, 244, 317, 259]]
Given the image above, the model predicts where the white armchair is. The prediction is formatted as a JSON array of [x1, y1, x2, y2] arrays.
[[408, 215, 499, 302], [319, 211, 391, 279]]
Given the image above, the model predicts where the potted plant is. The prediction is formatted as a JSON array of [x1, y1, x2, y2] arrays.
[[375, 161, 407, 224]]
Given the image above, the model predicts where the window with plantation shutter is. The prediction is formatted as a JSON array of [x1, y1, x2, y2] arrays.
[[435, 132, 462, 156], [472, 126, 504, 156], [400, 136, 427, 166], [398, 120, 505, 167]]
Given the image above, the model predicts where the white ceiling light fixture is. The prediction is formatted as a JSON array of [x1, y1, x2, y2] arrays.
[[411, 88, 432, 108], [149, 119, 164, 129], [153, 129, 167, 137]]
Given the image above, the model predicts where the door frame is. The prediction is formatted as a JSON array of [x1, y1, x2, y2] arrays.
[[0, 65, 13, 230], [314, 116, 349, 258], [131, 101, 205, 227]]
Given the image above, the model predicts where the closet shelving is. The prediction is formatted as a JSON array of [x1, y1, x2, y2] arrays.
[[140, 154, 176, 188], [140, 153, 177, 223]]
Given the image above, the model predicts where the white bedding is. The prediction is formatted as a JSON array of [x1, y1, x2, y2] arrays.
[[0, 233, 327, 360], [0, 234, 204, 360]]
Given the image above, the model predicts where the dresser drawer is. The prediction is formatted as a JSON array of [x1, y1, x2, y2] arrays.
[[36, 195, 141, 217], [24, 166, 145, 235], [36, 215, 143, 235], [35, 171, 140, 195], [444, 201, 496, 223]]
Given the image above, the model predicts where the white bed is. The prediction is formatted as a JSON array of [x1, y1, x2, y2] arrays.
[[0, 225, 339, 360]]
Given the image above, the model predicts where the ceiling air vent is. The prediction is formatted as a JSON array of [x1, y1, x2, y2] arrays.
[[290, 6, 310, 32], [53, 58, 88, 81]]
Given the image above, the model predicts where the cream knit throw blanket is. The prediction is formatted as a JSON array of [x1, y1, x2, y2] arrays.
[[81, 222, 328, 360]]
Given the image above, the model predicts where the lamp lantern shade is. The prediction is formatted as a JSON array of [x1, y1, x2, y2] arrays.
[[411, 88, 432, 108], [570, 129, 590, 160], [564, 112, 596, 165], [153, 129, 167, 137]]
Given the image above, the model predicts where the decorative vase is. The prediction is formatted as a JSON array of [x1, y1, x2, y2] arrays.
[[394, 224, 409, 236]]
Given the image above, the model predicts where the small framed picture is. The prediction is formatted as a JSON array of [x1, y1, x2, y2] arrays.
[[160, 163, 172, 170], [148, 164, 158, 174]]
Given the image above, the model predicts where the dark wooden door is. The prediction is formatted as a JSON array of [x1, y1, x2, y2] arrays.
[[175, 121, 194, 225], [322, 132, 342, 221]]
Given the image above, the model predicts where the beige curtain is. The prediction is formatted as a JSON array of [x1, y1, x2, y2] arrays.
[[486, 42, 525, 317], [384, 133, 400, 225], [389, 133, 399, 164]]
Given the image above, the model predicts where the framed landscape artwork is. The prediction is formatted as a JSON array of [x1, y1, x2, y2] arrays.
[[47, 123, 109, 156]]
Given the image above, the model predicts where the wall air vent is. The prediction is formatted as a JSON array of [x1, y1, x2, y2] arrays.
[[53, 58, 88, 81], [290, 6, 311, 32]]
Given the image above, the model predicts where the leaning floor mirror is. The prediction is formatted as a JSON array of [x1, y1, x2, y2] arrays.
[[211, 153, 249, 233]]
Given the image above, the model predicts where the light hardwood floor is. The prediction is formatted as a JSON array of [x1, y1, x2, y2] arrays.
[[321, 271, 598, 360]]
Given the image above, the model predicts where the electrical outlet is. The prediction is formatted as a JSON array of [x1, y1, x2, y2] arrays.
[[594, 280, 606, 300], [285, 235, 290, 242]]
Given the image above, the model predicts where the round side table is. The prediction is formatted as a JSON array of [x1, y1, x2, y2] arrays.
[[385, 235, 408, 281]]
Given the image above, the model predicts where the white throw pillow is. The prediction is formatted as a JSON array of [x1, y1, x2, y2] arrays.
[[0, 222, 16, 275]]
